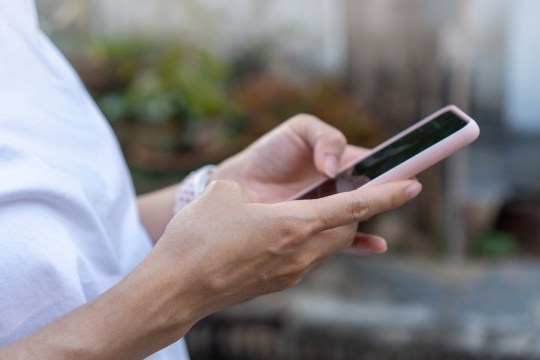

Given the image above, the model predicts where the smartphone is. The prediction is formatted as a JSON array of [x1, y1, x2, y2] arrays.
[[290, 105, 480, 200]]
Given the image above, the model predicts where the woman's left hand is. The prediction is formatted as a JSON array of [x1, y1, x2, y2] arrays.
[[211, 114, 366, 203]]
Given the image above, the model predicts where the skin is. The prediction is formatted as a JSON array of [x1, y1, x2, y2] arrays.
[[139, 114, 396, 251], [0, 114, 422, 359]]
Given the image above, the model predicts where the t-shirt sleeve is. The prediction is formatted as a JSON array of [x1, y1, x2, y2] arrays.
[[0, 148, 119, 347]]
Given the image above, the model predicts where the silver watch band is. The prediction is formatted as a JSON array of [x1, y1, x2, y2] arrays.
[[173, 165, 216, 214]]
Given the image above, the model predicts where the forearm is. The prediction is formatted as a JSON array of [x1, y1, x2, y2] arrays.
[[137, 166, 215, 243], [0, 250, 201, 360], [137, 185, 177, 243]]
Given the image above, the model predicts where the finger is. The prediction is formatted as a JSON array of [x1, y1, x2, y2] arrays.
[[288, 114, 347, 178], [292, 180, 422, 233], [342, 232, 388, 255], [341, 145, 370, 165]]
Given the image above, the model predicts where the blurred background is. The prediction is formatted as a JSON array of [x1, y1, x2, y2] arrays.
[[37, 0, 540, 358]]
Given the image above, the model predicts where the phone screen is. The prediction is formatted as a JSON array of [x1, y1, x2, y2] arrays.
[[297, 111, 468, 199]]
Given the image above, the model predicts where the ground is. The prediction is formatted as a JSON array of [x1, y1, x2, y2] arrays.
[[187, 254, 540, 359]]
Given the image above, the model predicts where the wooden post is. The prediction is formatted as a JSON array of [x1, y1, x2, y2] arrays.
[[345, 0, 476, 257], [442, 0, 475, 261]]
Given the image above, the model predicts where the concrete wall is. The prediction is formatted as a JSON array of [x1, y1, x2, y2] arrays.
[[504, 0, 540, 132], [345, 0, 510, 127], [86, 0, 347, 75], [37, 0, 538, 124]]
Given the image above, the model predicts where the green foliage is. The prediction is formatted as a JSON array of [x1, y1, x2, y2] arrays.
[[87, 39, 241, 128], [71, 38, 378, 171], [472, 230, 518, 258], [128, 48, 232, 123]]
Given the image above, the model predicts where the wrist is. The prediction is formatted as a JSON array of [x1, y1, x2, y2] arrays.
[[86, 247, 207, 356], [174, 165, 215, 214]]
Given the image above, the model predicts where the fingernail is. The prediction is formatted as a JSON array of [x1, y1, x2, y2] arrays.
[[406, 182, 422, 200], [323, 154, 339, 178], [345, 244, 386, 256]]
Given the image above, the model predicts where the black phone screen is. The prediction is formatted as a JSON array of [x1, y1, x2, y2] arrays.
[[297, 111, 467, 199]]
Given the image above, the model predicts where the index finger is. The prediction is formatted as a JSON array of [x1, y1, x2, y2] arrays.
[[290, 180, 422, 234]]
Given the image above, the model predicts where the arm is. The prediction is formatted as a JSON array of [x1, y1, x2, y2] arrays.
[[0, 250, 198, 359], [137, 185, 177, 243], [138, 165, 213, 243], [0, 178, 421, 360]]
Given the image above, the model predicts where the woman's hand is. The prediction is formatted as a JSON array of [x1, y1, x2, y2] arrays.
[[154, 178, 422, 319], [211, 114, 367, 203]]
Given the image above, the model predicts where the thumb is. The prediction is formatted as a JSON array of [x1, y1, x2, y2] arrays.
[[288, 114, 347, 178]]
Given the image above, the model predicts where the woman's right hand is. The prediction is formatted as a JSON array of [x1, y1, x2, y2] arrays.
[[153, 178, 422, 322]]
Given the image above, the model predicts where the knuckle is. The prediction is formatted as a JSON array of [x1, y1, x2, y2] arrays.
[[276, 216, 312, 246], [307, 203, 335, 232], [207, 179, 241, 193], [350, 196, 370, 220], [291, 253, 312, 273], [389, 190, 403, 209], [276, 224, 301, 246], [293, 113, 318, 122], [290, 113, 321, 127], [331, 131, 347, 147], [290, 114, 344, 145]]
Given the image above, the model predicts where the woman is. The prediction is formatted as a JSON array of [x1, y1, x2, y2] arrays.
[[0, 1, 421, 358]]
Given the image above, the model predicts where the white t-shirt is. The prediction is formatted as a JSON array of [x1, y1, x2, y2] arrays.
[[0, 2, 189, 358]]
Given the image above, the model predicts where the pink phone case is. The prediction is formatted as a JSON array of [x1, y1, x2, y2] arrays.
[[288, 105, 480, 200]]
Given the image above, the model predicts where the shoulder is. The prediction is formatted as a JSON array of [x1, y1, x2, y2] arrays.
[[0, 140, 124, 346], [0, 135, 86, 205], [0, 138, 98, 277]]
